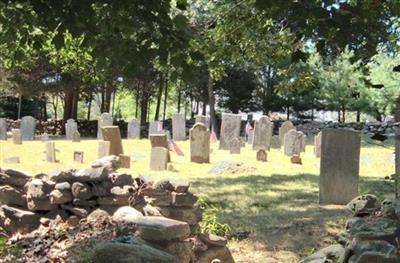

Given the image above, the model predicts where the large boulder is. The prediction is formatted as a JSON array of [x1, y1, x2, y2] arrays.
[[49, 189, 73, 204], [1, 205, 40, 233], [0, 185, 26, 207], [71, 182, 93, 200], [73, 167, 108, 182], [135, 216, 190, 241], [347, 194, 377, 216], [0, 169, 32, 187], [112, 206, 143, 223]]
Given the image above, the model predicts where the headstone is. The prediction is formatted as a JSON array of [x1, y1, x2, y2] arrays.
[[195, 115, 210, 130], [291, 155, 302, 165], [41, 133, 49, 142], [150, 147, 168, 171], [270, 135, 281, 149], [256, 150, 267, 162], [172, 113, 186, 141], [45, 142, 57, 163], [190, 123, 210, 163], [65, 119, 78, 140], [252, 116, 273, 151], [74, 151, 84, 163], [229, 137, 241, 154], [148, 121, 163, 138], [150, 134, 170, 162], [314, 132, 322, 158], [97, 113, 113, 139], [72, 131, 80, 142], [0, 118, 6, 140], [11, 129, 22, 145], [98, 141, 111, 158], [284, 129, 302, 156], [20, 116, 36, 140], [127, 119, 140, 139], [247, 129, 254, 145], [101, 126, 124, 155], [4, 157, 20, 163], [279, 121, 295, 145], [319, 129, 361, 205], [119, 154, 131, 168], [299, 131, 306, 152], [219, 113, 241, 150]]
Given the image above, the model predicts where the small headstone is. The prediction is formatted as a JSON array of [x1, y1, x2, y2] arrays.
[[319, 129, 361, 205], [45, 141, 57, 163], [150, 147, 168, 171], [150, 134, 170, 162], [148, 121, 163, 138], [270, 135, 281, 149], [247, 129, 254, 145], [119, 154, 131, 168], [279, 120, 295, 145], [290, 154, 302, 165], [172, 113, 186, 141], [299, 132, 306, 152], [127, 119, 140, 139], [73, 151, 84, 163], [0, 118, 6, 140], [252, 116, 273, 151], [219, 113, 242, 150], [20, 116, 36, 140], [314, 132, 322, 158], [167, 163, 177, 172], [97, 113, 113, 139], [11, 129, 22, 144], [256, 150, 267, 162], [4, 157, 20, 163], [190, 123, 210, 164], [195, 115, 210, 130], [65, 119, 78, 140], [101, 126, 124, 155], [72, 130, 80, 142], [284, 129, 302, 156], [98, 141, 111, 158], [229, 137, 241, 154], [41, 133, 49, 142]]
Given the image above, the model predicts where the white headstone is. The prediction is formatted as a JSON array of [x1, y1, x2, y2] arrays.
[[11, 129, 22, 144], [195, 115, 210, 130], [148, 121, 163, 138], [98, 141, 111, 158], [150, 147, 168, 171], [127, 119, 140, 139], [190, 123, 210, 163], [252, 116, 273, 151], [284, 129, 302, 156], [66, 119, 78, 140], [219, 113, 241, 150], [97, 113, 113, 139], [20, 116, 36, 140], [0, 118, 6, 140], [172, 113, 186, 141], [314, 132, 322, 158], [279, 121, 295, 145], [41, 133, 49, 142], [45, 141, 57, 163]]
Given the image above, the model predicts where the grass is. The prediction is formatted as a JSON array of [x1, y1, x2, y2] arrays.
[[0, 136, 395, 262]]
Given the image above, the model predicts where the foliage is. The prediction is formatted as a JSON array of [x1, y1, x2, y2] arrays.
[[0, 237, 20, 258], [197, 198, 231, 237]]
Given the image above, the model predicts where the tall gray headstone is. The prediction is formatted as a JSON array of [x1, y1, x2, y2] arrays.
[[299, 131, 306, 152], [195, 115, 210, 130], [252, 116, 273, 151], [172, 113, 186, 141], [0, 118, 6, 140], [279, 121, 295, 145], [314, 132, 322, 158], [319, 129, 361, 205], [219, 113, 241, 150], [270, 135, 281, 149], [20, 116, 36, 140], [127, 119, 140, 139], [229, 137, 241, 154], [65, 119, 78, 140], [148, 121, 163, 138], [190, 123, 210, 163], [97, 113, 113, 139], [247, 129, 254, 145], [284, 129, 302, 156], [150, 147, 168, 171], [45, 141, 57, 163], [11, 129, 22, 144]]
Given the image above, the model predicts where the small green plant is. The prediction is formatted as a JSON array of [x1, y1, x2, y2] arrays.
[[0, 237, 20, 257], [197, 198, 231, 237], [79, 248, 94, 263]]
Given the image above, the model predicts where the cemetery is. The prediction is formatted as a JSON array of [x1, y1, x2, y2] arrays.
[[1, 1, 400, 263]]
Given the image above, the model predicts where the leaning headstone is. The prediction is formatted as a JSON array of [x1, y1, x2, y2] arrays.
[[11, 129, 22, 145], [73, 151, 84, 163], [190, 123, 210, 163], [101, 126, 124, 155], [256, 150, 267, 162], [0, 118, 6, 140], [150, 147, 168, 171], [45, 141, 57, 163], [252, 116, 273, 151], [72, 131, 80, 142], [119, 154, 131, 168], [20, 116, 36, 140], [229, 137, 241, 154], [270, 135, 281, 149], [172, 113, 186, 141], [284, 129, 302, 156], [4, 157, 20, 164], [279, 120, 295, 145], [65, 119, 78, 140], [314, 132, 322, 158], [127, 119, 140, 139], [219, 113, 241, 150], [98, 141, 111, 158], [319, 129, 361, 205], [195, 115, 210, 130], [97, 113, 113, 139], [41, 133, 49, 142]]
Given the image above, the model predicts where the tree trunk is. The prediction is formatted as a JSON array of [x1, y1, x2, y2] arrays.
[[135, 88, 139, 119], [63, 84, 79, 122], [163, 76, 168, 121], [111, 90, 116, 117], [87, 93, 92, 120], [100, 85, 105, 113], [18, 94, 22, 119], [202, 101, 207, 115], [286, 106, 290, 120], [338, 110, 341, 122], [342, 105, 346, 123], [395, 96, 400, 198], [103, 83, 113, 113], [154, 74, 163, 121], [356, 110, 360, 123], [177, 80, 182, 113], [208, 74, 217, 133], [195, 101, 199, 115], [140, 83, 149, 125], [53, 96, 58, 121]]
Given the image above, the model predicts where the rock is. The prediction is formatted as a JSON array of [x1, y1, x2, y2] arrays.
[[290, 154, 302, 164], [43, 209, 69, 221], [300, 244, 345, 263], [26, 179, 54, 199], [347, 240, 398, 263], [26, 196, 56, 211], [0, 169, 32, 187], [208, 161, 243, 174], [197, 246, 235, 263], [171, 192, 198, 207], [112, 206, 143, 223], [49, 189, 73, 204], [142, 188, 172, 207], [199, 234, 227, 247], [110, 186, 136, 197], [166, 207, 202, 225], [91, 182, 112, 197], [256, 150, 267, 162], [66, 216, 80, 227], [72, 199, 97, 207], [186, 237, 208, 252], [0, 185, 26, 207], [47, 169, 73, 182], [171, 181, 190, 193], [73, 167, 108, 182], [87, 208, 110, 222], [347, 194, 377, 216], [109, 172, 134, 186], [91, 155, 121, 171], [142, 204, 165, 217], [1, 205, 40, 233], [61, 205, 89, 218], [54, 182, 71, 191], [71, 182, 93, 200], [163, 241, 194, 263], [97, 196, 129, 206], [136, 216, 191, 241]]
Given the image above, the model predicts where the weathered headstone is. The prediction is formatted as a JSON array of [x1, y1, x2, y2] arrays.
[[252, 116, 273, 151], [119, 154, 131, 168], [20, 116, 36, 140], [150, 134, 170, 162], [97, 113, 113, 139], [65, 119, 78, 140], [150, 147, 168, 171], [195, 115, 210, 130], [72, 131, 80, 142], [247, 129, 254, 145], [319, 129, 361, 205], [98, 141, 111, 158], [11, 129, 22, 145], [0, 118, 6, 140], [219, 113, 241, 150], [73, 151, 84, 163], [4, 157, 20, 163], [291, 154, 302, 165], [299, 131, 306, 152], [284, 129, 302, 156], [45, 142, 57, 163], [101, 126, 124, 155], [190, 123, 210, 163], [172, 113, 186, 141], [41, 133, 49, 142], [127, 119, 140, 139], [279, 120, 295, 145], [148, 121, 163, 138], [229, 137, 241, 154], [256, 150, 267, 162], [314, 132, 322, 158], [270, 135, 281, 149]]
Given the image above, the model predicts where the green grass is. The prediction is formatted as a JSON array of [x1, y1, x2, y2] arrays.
[[0, 137, 395, 262]]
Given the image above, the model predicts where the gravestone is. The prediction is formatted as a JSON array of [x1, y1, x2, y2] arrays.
[[291, 155, 302, 165], [20, 116, 36, 140], [11, 129, 22, 145], [150, 134, 170, 162], [98, 141, 111, 158], [190, 123, 210, 163], [270, 135, 281, 149], [247, 129, 254, 145], [229, 137, 241, 154], [65, 119, 78, 140], [41, 133, 49, 142], [279, 120, 295, 145], [256, 150, 267, 162], [172, 113, 186, 141], [97, 113, 113, 139], [299, 132, 306, 152], [314, 132, 322, 158], [101, 126, 124, 156], [72, 131, 80, 142], [252, 116, 273, 151], [195, 115, 210, 130], [284, 129, 302, 156], [0, 118, 6, 140], [4, 157, 20, 163], [45, 142, 57, 163], [150, 147, 168, 171], [119, 154, 131, 168], [219, 113, 241, 150], [74, 151, 84, 163], [319, 129, 361, 205], [127, 119, 140, 139], [148, 121, 163, 138]]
